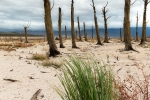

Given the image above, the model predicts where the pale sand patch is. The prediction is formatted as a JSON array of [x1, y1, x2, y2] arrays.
[[0, 39, 150, 99]]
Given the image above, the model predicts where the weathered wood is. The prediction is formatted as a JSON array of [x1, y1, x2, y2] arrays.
[[91, 25, 94, 39], [65, 26, 67, 39], [120, 28, 122, 41], [71, 0, 78, 48], [44, 0, 60, 57], [91, 0, 102, 45], [140, 0, 150, 44], [102, 2, 110, 43], [136, 11, 139, 41], [83, 22, 87, 41], [58, 7, 65, 48], [77, 16, 82, 41], [124, 0, 137, 51], [31, 89, 42, 100], [3, 78, 18, 82]]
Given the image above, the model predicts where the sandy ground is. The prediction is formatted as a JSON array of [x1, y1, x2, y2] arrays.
[[0, 39, 150, 100]]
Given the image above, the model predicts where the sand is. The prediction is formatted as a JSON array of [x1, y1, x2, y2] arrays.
[[0, 39, 150, 100]]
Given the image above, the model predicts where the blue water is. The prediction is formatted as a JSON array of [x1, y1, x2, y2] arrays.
[[27, 27, 150, 38]]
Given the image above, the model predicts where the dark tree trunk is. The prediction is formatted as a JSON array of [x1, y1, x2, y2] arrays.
[[58, 7, 65, 48], [124, 0, 134, 51], [77, 16, 82, 41], [24, 27, 28, 43], [44, 0, 60, 57], [102, 2, 110, 43], [91, 0, 102, 45], [92, 25, 94, 39], [120, 28, 122, 41], [65, 26, 67, 39], [83, 22, 88, 41], [76, 30, 78, 39], [71, 0, 78, 48], [136, 12, 139, 41], [140, 0, 149, 44]]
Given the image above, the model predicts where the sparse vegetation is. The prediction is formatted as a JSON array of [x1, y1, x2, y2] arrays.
[[31, 54, 48, 61], [42, 60, 63, 69], [55, 55, 119, 100]]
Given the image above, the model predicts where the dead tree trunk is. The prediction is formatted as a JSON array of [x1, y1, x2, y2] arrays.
[[91, 0, 102, 45], [76, 30, 78, 39], [120, 28, 122, 41], [71, 0, 78, 48], [83, 22, 88, 41], [58, 7, 65, 48], [24, 26, 29, 43], [124, 0, 136, 51], [44, 0, 60, 57], [92, 25, 94, 39], [140, 0, 150, 44], [102, 2, 111, 43], [77, 16, 82, 41], [65, 26, 67, 39], [136, 11, 139, 41]]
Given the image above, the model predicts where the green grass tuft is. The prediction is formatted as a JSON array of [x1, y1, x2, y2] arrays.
[[55, 55, 119, 100]]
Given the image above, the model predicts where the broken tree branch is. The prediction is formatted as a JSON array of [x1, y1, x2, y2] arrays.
[[31, 89, 42, 100]]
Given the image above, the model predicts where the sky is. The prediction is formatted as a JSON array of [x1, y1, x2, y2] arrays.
[[0, 0, 149, 31]]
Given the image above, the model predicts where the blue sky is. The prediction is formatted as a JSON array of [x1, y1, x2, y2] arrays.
[[0, 0, 149, 31]]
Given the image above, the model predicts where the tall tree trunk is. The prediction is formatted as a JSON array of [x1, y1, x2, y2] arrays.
[[140, 0, 149, 44], [120, 28, 122, 41], [77, 16, 82, 41], [24, 27, 28, 43], [76, 30, 78, 39], [124, 0, 134, 51], [58, 7, 65, 48], [102, 2, 110, 43], [136, 12, 139, 41], [71, 0, 78, 48], [92, 25, 94, 39], [65, 26, 67, 39], [44, 0, 60, 57], [91, 0, 102, 45], [83, 22, 88, 41]]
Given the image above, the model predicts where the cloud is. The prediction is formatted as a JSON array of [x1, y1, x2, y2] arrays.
[[0, 0, 149, 31]]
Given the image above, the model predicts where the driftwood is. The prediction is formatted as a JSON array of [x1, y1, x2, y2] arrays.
[[31, 89, 42, 100], [3, 78, 18, 82], [40, 71, 50, 73]]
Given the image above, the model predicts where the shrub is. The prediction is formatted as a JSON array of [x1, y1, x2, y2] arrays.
[[55, 55, 119, 100]]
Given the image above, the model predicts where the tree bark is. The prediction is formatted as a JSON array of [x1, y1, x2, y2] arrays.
[[71, 0, 78, 48], [44, 0, 60, 57], [58, 7, 65, 48], [124, 0, 134, 51], [83, 22, 88, 41], [136, 12, 139, 41], [91, 0, 102, 45], [140, 0, 149, 44], [76, 30, 78, 39], [102, 2, 110, 43], [65, 26, 67, 39], [77, 16, 82, 41], [24, 27, 28, 43], [92, 25, 94, 39], [120, 28, 122, 41]]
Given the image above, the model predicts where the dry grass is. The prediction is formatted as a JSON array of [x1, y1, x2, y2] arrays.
[[42, 59, 63, 69], [31, 54, 48, 61], [118, 65, 150, 100], [13, 43, 34, 48]]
